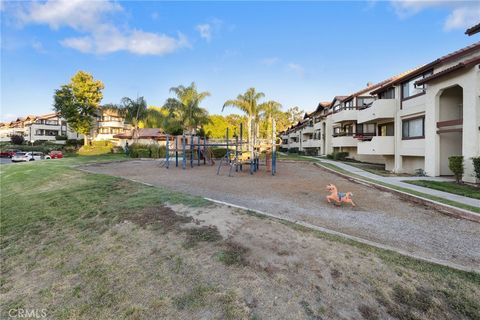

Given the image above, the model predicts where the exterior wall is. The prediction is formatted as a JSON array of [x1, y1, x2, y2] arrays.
[[401, 156, 425, 174], [423, 65, 480, 182]]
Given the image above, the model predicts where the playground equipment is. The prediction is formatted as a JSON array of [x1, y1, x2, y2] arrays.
[[325, 184, 355, 206], [161, 119, 277, 177]]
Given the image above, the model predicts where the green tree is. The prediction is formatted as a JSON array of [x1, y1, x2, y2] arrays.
[[118, 96, 148, 141], [202, 115, 229, 138], [286, 106, 304, 125], [223, 88, 265, 145], [164, 82, 211, 134], [53, 71, 104, 145], [259, 100, 282, 139]]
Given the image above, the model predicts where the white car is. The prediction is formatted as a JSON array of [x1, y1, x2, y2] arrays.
[[11, 152, 45, 162]]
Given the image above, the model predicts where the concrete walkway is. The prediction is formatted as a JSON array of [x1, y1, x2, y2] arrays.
[[309, 157, 480, 209]]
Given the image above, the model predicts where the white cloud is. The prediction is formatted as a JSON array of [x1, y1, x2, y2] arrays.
[[261, 57, 280, 66], [444, 6, 480, 31], [196, 18, 223, 42], [196, 24, 212, 42], [391, 0, 480, 30], [32, 40, 47, 53], [287, 63, 305, 78], [15, 0, 189, 55]]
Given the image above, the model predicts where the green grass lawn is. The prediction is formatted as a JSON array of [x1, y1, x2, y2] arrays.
[[1, 155, 479, 319], [277, 152, 319, 162], [404, 180, 480, 200]]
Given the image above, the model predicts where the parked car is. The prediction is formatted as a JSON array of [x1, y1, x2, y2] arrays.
[[45, 150, 63, 159], [0, 149, 19, 158], [11, 152, 45, 162]]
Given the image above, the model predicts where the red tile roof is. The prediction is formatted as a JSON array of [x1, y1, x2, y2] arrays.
[[113, 128, 165, 139], [415, 56, 480, 86]]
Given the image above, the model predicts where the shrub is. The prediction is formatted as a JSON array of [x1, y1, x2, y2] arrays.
[[472, 157, 480, 182], [211, 148, 228, 159], [326, 153, 334, 159], [10, 135, 24, 145], [333, 151, 349, 161], [129, 143, 166, 158], [65, 139, 84, 147], [288, 148, 299, 153], [448, 156, 464, 183], [55, 135, 68, 140]]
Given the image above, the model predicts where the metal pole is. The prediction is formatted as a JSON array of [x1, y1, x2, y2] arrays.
[[239, 123, 243, 171], [182, 134, 186, 169], [226, 127, 229, 163], [203, 136, 206, 165], [272, 119, 276, 176], [190, 134, 194, 168], [250, 119, 254, 175], [235, 129, 239, 172], [166, 134, 170, 169], [197, 135, 201, 166], [175, 136, 178, 167]]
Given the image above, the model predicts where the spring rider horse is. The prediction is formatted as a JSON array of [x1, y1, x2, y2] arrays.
[[326, 184, 356, 207]]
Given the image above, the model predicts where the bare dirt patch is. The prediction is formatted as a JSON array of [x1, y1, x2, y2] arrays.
[[81, 160, 480, 270]]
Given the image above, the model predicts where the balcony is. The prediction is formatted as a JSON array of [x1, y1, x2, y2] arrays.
[[301, 140, 321, 148], [357, 136, 394, 155], [332, 133, 357, 147], [98, 121, 125, 128], [357, 99, 396, 124], [331, 107, 357, 123], [302, 126, 314, 134]]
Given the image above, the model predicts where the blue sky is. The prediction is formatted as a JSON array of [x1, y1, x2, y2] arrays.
[[1, 0, 479, 121]]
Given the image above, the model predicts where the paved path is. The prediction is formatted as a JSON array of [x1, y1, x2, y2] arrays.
[[308, 157, 480, 209]]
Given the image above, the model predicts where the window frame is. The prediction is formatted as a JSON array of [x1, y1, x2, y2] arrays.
[[402, 116, 425, 140]]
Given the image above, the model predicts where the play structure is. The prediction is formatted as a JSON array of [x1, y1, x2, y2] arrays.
[[161, 119, 277, 176]]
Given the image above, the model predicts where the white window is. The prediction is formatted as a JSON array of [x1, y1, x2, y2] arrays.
[[402, 71, 432, 99]]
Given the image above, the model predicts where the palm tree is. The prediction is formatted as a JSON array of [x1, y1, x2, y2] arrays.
[[259, 100, 282, 140], [119, 96, 147, 141], [164, 82, 211, 134], [222, 88, 265, 145]]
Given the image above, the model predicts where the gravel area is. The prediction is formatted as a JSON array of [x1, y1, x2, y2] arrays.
[[81, 160, 480, 270]]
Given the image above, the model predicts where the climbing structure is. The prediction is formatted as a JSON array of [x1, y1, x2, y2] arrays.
[[161, 119, 277, 177]]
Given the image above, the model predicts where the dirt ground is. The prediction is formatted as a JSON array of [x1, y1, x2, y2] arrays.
[[81, 160, 480, 271]]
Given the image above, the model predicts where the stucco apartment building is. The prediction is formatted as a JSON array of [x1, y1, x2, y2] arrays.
[[0, 109, 130, 144], [0, 113, 82, 143], [281, 40, 480, 183]]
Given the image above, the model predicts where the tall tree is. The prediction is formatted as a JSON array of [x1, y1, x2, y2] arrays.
[[286, 106, 304, 125], [164, 82, 211, 134], [53, 71, 104, 145], [222, 88, 265, 145], [119, 96, 148, 141], [259, 100, 282, 139]]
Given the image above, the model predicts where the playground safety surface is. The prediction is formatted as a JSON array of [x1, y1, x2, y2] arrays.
[[82, 160, 480, 270]]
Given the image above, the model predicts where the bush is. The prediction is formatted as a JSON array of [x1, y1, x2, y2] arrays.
[[65, 139, 84, 147], [328, 151, 349, 161], [129, 143, 166, 158], [211, 148, 228, 159], [10, 135, 24, 145], [288, 148, 299, 153], [326, 153, 334, 159], [448, 156, 464, 183], [472, 157, 480, 182], [55, 135, 68, 140]]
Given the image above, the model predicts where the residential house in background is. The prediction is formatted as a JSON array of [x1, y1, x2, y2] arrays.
[[91, 108, 130, 142], [0, 113, 82, 143]]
